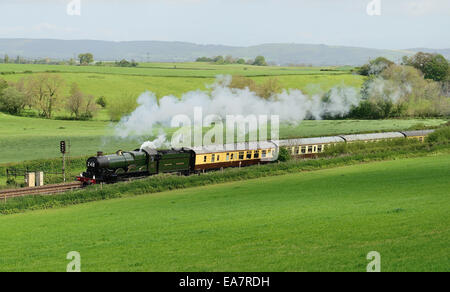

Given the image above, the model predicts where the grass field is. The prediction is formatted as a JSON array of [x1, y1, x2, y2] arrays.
[[0, 63, 364, 119], [0, 62, 353, 78], [0, 112, 446, 163], [0, 154, 448, 271]]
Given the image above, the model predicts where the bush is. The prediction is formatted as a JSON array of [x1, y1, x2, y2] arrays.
[[0, 87, 26, 115], [257, 77, 282, 99], [107, 95, 138, 121], [426, 126, 450, 144], [358, 57, 394, 76], [253, 56, 268, 66], [6, 178, 17, 186], [96, 96, 107, 108], [229, 76, 282, 99], [277, 147, 291, 162]]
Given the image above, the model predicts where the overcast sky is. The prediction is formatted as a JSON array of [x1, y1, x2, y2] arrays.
[[0, 0, 449, 49]]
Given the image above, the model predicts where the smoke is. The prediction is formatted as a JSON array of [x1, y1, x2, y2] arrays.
[[116, 75, 360, 149], [140, 131, 169, 150], [365, 77, 413, 103]]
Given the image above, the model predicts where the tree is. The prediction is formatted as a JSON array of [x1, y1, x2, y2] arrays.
[[405, 52, 449, 82], [358, 57, 394, 76], [65, 82, 99, 120], [78, 53, 94, 65], [256, 77, 282, 99], [0, 87, 27, 115], [4, 54, 9, 64], [236, 58, 246, 65], [228, 75, 282, 99], [82, 94, 99, 119], [354, 64, 447, 118], [27, 74, 65, 118], [229, 75, 257, 92], [213, 56, 225, 64], [224, 55, 235, 64], [196, 57, 213, 62], [66, 83, 84, 119], [107, 94, 138, 121], [253, 56, 268, 66], [13, 78, 33, 109]]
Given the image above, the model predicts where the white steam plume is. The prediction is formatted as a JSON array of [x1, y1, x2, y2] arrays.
[[115, 75, 360, 145]]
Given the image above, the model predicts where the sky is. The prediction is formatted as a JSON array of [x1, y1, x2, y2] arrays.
[[0, 0, 449, 49]]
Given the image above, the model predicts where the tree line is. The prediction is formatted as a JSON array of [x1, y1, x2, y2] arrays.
[[349, 52, 450, 118], [1, 53, 138, 68], [196, 55, 268, 66], [0, 74, 105, 120]]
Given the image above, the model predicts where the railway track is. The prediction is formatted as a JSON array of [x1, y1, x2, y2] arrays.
[[0, 182, 83, 200]]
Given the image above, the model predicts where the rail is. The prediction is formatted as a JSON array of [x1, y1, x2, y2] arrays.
[[0, 182, 83, 201]]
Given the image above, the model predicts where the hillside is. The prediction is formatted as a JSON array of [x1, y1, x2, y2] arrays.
[[0, 38, 435, 66], [0, 155, 448, 271], [408, 48, 450, 60]]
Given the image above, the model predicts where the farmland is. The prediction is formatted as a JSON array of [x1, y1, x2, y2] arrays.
[[0, 63, 364, 117], [0, 154, 448, 272]]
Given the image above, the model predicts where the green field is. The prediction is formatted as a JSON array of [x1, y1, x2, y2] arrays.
[[0, 112, 446, 163], [0, 62, 353, 78], [0, 63, 364, 119], [0, 154, 448, 271]]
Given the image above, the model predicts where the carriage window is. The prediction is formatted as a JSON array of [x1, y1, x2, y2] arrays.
[[231, 153, 234, 160], [217, 155, 220, 161], [318, 145, 323, 152], [247, 152, 252, 159], [295, 147, 300, 154], [211, 154, 215, 163], [313, 146, 317, 152], [239, 152, 244, 160], [262, 150, 267, 158], [301, 147, 306, 154], [308, 146, 313, 153], [226, 153, 230, 161], [254, 151, 259, 159], [203, 156, 207, 163]]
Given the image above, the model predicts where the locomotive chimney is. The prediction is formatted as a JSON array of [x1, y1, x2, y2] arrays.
[[97, 151, 104, 157]]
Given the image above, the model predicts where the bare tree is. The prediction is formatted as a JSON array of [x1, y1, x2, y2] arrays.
[[27, 74, 65, 118], [66, 82, 84, 119], [66, 83, 99, 119]]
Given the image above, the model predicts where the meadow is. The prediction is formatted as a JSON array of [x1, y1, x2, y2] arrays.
[[0, 63, 363, 119], [0, 154, 448, 271], [0, 62, 353, 78]]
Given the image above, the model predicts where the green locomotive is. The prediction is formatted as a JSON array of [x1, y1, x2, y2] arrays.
[[78, 146, 195, 184]]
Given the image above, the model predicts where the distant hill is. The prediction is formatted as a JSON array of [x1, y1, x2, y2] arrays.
[[0, 38, 447, 66], [408, 48, 450, 60]]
